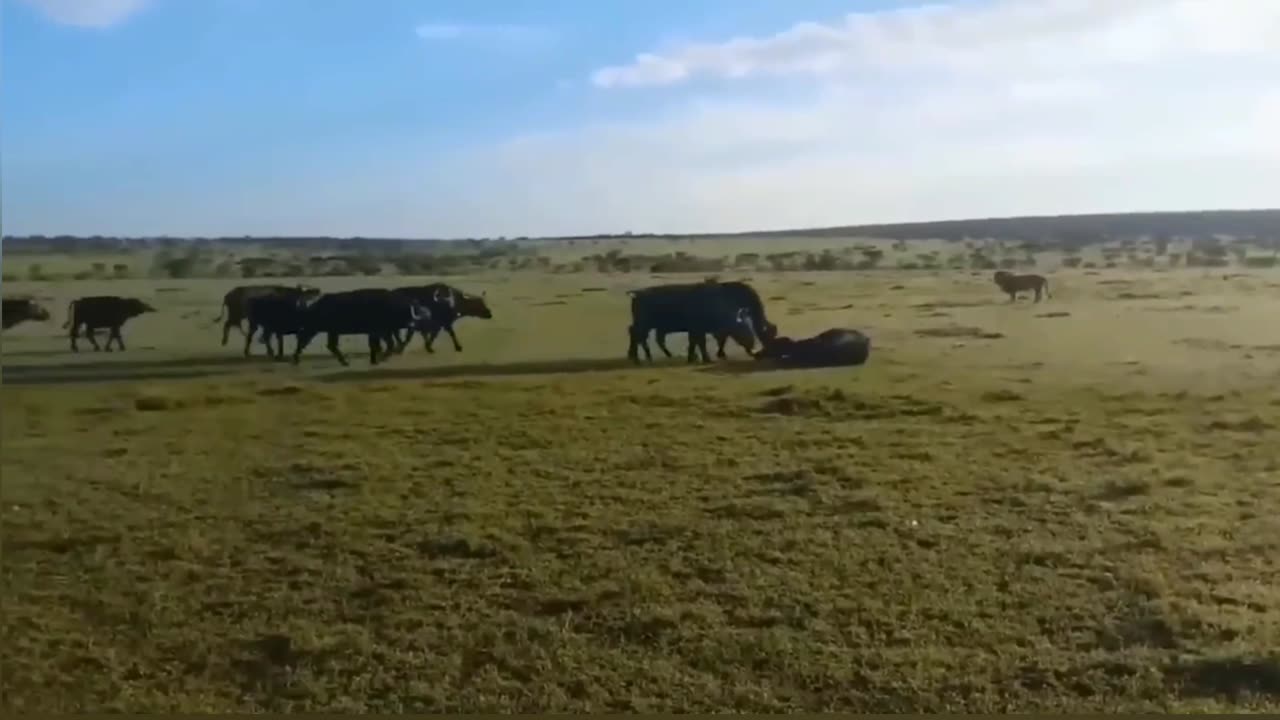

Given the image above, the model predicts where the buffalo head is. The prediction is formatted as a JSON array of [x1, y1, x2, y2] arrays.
[[128, 298, 158, 316], [458, 292, 492, 320], [24, 299, 52, 322], [296, 284, 323, 301], [2, 298, 51, 329], [724, 307, 757, 355], [755, 335, 796, 360], [409, 300, 434, 330]]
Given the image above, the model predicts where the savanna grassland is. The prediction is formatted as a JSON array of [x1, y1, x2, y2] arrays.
[[5, 236, 1280, 711]]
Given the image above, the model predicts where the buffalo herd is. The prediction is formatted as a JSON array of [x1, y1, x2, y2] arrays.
[[1, 278, 878, 370]]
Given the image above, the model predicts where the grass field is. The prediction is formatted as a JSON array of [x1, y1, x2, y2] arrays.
[[5, 264, 1280, 711]]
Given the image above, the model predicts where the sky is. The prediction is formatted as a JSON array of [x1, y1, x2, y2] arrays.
[[2, 0, 1278, 238]]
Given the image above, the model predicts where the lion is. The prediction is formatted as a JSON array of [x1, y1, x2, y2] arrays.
[[992, 270, 1051, 302]]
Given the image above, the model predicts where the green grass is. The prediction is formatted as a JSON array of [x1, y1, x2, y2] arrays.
[[5, 266, 1280, 711]]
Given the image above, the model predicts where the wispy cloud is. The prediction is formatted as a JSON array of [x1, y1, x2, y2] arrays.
[[416, 0, 1280, 237], [591, 0, 1280, 89], [18, 0, 151, 29], [414, 22, 554, 50]]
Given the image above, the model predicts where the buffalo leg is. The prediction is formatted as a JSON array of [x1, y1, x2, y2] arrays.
[[626, 325, 639, 363], [714, 332, 728, 359], [221, 317, 244, 346], [108, 326, 126, 351], [326, 331, 348, 366], [69, 322, 80, 352], [367, 334, 381, 365], [696, 333, 712, 363], [292, 329, 314, 364], [628, 325, 655, 363], [443, 324, 462, 352], [83, 327, 102, 352], [654, 331, 675, 358], [687, 332, 710, 363], [243, 322, 259, 357]]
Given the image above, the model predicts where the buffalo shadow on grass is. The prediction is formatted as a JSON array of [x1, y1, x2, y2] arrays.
[[698, 359, 868, 376], [0, 354, 281, 386], [317, 356, 686, 383], [0, 367, 235, 386]]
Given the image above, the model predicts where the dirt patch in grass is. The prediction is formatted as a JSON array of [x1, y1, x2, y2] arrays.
[[916, 325, 1005, 340]]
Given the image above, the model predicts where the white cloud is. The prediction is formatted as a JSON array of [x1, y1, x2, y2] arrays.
[[591, 0, 1280, 89], [412, 0, 1280, 237], [414, 22, 553, 49], [19, 0, 150, 28]]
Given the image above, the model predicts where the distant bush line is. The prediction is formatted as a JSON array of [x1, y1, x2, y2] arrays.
[[3, 225, 1279, 283]]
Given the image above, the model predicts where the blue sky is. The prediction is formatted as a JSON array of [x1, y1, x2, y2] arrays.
[[3, 0, 1278, 238]]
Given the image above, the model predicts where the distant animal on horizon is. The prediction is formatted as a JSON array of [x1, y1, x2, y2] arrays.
[[993, 271, 1051, 303], [390, 283, 493, 353], [214, 284, 322, 346], [63, 296, 156, 352], [755, 328, 871, 368], [2, 297, 52, 330], [626, 280, 778, 363]]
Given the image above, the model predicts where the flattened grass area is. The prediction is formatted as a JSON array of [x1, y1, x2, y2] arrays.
[[5, 269, 1280, 711]]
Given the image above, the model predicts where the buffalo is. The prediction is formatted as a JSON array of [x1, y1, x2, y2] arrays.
[[626, 280, 778, 364], [2, 297, 52, 330], [755, 328, 871, 368], [292, 288, 429, 366], [243, 292, 314, 360], [215, 284, 321, 346], [63, 296, 156, 352], [391, 283, 493, 353]]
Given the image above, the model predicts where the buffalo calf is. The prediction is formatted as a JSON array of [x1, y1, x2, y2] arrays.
[[756, 328, 871, 368]]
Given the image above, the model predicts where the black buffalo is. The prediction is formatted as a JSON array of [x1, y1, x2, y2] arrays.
[[215, 284, 321, 346], [63, 296, 156, 352], [626, 280, 778, 364], [292, 288, 429, 366], [243, 292, 315, 360], [391, 283, 493, 353], [755, 328, 871, 368], [2, 297, 52, 330]]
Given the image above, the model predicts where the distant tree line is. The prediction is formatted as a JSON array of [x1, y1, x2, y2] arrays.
[[6, 209, 1279, 256]]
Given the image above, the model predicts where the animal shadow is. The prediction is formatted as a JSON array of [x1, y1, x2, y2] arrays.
[[318, 356, 678, 383]]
